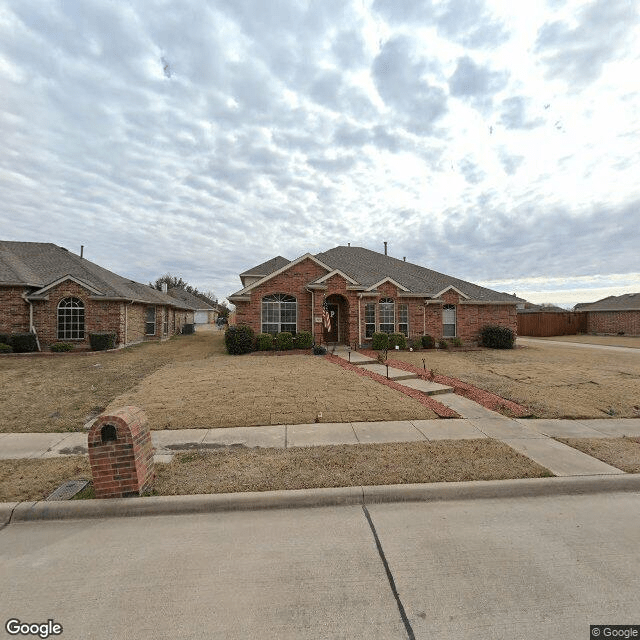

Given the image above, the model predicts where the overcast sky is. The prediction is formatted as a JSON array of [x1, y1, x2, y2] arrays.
[[1, 0, 638, 308]]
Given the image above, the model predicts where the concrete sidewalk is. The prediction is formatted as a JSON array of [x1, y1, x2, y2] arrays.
[[517, 336, 640, 353]]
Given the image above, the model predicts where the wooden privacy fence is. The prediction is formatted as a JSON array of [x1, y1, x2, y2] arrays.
[[517, 311, 587, 337]]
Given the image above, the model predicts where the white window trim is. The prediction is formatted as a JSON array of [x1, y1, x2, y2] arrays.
[[57, 297, 85, 340], [443, 304, 456, 338], [145, 306, 156, 336], [261, 294, 297, 334]]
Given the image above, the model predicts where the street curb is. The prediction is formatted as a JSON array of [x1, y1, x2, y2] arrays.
[[4, 474, 640, 523]]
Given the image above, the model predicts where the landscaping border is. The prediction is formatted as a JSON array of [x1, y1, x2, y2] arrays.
[[324, 354, 460, 418]]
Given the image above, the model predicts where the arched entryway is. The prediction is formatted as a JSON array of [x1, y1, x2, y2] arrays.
[[323, 294, 350, 345]]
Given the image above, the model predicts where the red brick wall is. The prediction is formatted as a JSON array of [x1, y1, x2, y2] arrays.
[[587, 310, 640, 335], [0, 287, 30, 334], [88, 406, 154, 499], [234, 270, 518, 346]]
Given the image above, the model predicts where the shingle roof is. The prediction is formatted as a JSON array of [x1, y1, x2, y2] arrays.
[[0, 241, 191, 308], [574, 293, 640, 312], [230, 245, 523, 303], [167, 287, 217, 311], [239, 256, 290, 278]]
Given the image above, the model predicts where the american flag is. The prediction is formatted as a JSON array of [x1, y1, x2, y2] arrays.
[[322, 298, 332, 332]]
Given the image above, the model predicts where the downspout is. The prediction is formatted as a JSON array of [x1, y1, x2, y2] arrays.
[[22, 294, 41, 351], [423, 303, 426, 335], [125, 300, 134, 346], [311, 290, 314, 342], [357, 294, 362, 347]]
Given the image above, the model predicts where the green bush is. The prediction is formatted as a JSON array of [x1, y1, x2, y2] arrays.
[[11, 333, 38, 353], [274, 331, 294, 350], [480, 325, 515, 349], [421, 335, 435, 349], [450, 337, 463, 347], [224, 325, 255, 355], [0, 343, 13, 354], [293, 331, 313, 349], [437, 338, 449, 349], [255, 333, 274, 351], [388, 332, 407, 350], [89, 332, 116, 351], [51, 342, 74, 352], [312, 344, 327, 355], [0, 333, 9, 346], [371, 332, 389, 350], [411, 338, 422, 351]]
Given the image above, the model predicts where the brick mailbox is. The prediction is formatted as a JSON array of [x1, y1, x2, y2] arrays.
[[88, 406, 154, 499]]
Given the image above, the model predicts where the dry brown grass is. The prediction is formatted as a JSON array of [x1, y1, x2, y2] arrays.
[[0, 440, 551, 501], [528, 335, 640, 348], [0, 332, 437, 433], [0, 456, 90, 502], [556, 437, 640, 473], [391, 343, 640, 419]]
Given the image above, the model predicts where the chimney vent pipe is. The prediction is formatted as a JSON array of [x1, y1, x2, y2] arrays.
[[80, 245, 84, 259], [384, 241, 387, 255]]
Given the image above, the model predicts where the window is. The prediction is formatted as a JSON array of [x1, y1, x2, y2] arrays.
[[443, 304, 456, 337], [365, 303, 376, 338], [145, 306, 156, 335], [57, 297, 85, 340], [398, 304, 409, 336], [379, 298, 394, 334], [261, 294, 297, 334]]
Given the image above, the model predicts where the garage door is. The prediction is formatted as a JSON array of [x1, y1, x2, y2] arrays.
[[194, 311, 208, 324]]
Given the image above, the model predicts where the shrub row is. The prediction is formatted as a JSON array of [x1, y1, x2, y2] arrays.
[[89, 332, 116, 351], [225, 327, 314, 355], [480, 325, 515, 349], [0, 332, 39, 353]]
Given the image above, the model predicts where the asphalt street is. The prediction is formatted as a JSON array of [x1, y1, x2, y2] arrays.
[[2, 491, 639, 640]]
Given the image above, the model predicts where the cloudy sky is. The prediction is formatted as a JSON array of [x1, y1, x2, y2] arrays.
[[1, 0, 638, 307]]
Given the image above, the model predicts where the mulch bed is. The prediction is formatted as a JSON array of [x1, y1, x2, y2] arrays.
[[324, 354, 460, 418], [368, 353, 533, 418]]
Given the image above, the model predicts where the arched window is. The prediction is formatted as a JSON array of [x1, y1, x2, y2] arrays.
[[262, 294, 297, 334], [57, 297, 85, 340], [379, 298, 394, 334], [443, 304, 456, 337]]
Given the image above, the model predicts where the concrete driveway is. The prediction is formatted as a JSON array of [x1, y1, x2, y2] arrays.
[[2, 491, 639, 639]]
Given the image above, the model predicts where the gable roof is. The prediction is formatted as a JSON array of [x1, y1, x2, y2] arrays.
[[574, 293, 640, 312], [239, 256, 290, 278], [0, 241, 191, 308], [167, 287, 217, 311], [229, 245, 523, 303]]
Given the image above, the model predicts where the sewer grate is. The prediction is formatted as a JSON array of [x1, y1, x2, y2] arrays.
[[45, 479, 90, 501]]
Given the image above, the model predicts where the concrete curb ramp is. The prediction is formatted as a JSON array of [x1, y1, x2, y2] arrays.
[[3, 474, 640, 524]]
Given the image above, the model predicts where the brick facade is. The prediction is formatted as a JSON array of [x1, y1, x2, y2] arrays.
[[587, 310, 640, 336], [0, 281, 194, 350], [234, 261, 518, 346]]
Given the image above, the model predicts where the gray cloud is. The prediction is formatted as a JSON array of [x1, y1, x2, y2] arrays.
[[499, 96, 545, 130], [372, 36, 448, 135], [535, 0, 639, 87], [449, 56, 509, 109]]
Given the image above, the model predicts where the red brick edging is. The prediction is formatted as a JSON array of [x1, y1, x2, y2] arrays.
[[324, 354, 460, 418], [367, 353, 533, 418]]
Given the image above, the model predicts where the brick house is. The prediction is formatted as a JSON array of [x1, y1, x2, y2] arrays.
[[0, 241, 196, 350], [229, 245, 522, 346], [574, 293, 640, 336]]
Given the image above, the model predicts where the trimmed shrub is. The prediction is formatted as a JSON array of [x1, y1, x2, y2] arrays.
[[313, 344, 327, 355], [274, 331, 294, 351], [0, 333, 9, 346], [255, 333, 274, 351], [371, 332, 389, 350], [450, 337, 463, 348], [421, 335, 435, 349], [11, 333, 38, 353], [225, 325, 255, 355], [293, 331, 313, 349], [480, 325, 515, 349], [51, 342, 74, 352], [388, 332, 407, 350], [0, 343, 13, 354], [411, 338, 422, 351], [89, 332, 116, 351], [437, 338, 449, 349]]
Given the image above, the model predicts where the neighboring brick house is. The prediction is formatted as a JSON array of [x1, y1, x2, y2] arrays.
[[228, 245, 522, 346], [166, 287, 218, 326], [0, 241, 196, 350], [574, 293, 640, 336]]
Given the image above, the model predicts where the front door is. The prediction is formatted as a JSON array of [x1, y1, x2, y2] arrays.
[[325, 303, 339, 342]]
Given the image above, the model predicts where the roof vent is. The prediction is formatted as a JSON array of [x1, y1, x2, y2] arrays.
[[384, 241, 388, 255], [161, 283, 168, 293], [403, 257, 406, 261]]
